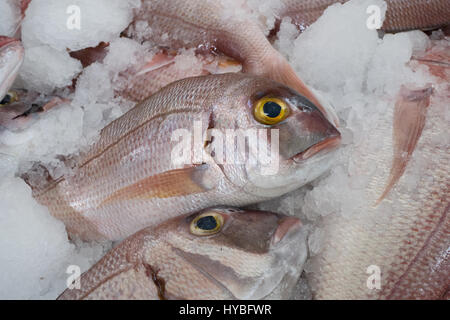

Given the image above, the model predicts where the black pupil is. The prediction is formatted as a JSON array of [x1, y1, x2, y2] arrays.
[[0, 94, 11, 105], [263, 101, 281, 118], [196, 216, 217, 230]]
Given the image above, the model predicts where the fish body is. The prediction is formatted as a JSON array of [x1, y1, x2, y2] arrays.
[[128, 0, 324, 111], [58, 207, 307, 300], [26, 73, 340, 241], [305, 41, 449, 299], [119, 51, 242, 102], [278, 0, 450, 33]]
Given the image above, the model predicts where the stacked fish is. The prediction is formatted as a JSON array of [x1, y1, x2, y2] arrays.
[[0, 0, 448, 300]]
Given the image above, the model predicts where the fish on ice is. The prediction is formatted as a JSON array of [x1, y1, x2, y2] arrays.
[[24, 73, 341, 241], [57, 207, 307, 300]]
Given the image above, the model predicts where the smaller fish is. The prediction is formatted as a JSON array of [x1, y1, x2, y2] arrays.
[[58, 207, 307, 300]]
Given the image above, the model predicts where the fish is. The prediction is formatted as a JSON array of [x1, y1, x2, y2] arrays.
[[276, 0, 450, 33], [127, 0, 326, 114], [0, 37, 68, 132], [118, 51, 242, 102], [24, 73, 341, 241], [57, 207, 307, 300], [304, 40, 449, 299], [0, 37, 23, 103], [69, 43, 243, 103]]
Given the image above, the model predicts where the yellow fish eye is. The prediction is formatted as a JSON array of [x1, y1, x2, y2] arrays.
[[190, 212, 224, 236], [253, 97, 289, 125], [0, 91, 18, 106]]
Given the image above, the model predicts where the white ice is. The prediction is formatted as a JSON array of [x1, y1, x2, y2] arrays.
[[21, 0, 140, 51]]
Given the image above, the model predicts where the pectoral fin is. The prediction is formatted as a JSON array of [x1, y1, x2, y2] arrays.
[[377, 85, 433, 203], [101, 164, 214, 206]]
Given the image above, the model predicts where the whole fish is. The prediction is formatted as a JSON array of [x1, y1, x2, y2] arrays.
[[277, 0, 450, 33], [58, 207, 307, 300], [304, 41, 449, 299], [25, 73, 341, 241], [128, 0, 325, 113]]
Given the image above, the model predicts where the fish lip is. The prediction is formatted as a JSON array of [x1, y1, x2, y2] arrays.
[[271, 216, 302, 247], [291, 134, 341, 162]]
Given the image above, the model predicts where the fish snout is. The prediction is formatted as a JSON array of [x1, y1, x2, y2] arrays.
[[271, 216, 303, 247], [291, 105, 341, 161]]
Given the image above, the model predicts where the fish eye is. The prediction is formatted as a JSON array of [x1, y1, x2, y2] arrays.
[[190, 212, 224, 236], [253, 97, 289, 125], [0, 91, 18, 106]]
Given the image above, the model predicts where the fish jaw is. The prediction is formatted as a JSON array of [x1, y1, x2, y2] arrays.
[[0, 37, 24, 102]]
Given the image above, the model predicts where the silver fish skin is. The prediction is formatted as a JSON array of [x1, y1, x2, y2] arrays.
[[25, 73, 341, 241], [0, 36, 23, 103], [57, 207, 307, 300]]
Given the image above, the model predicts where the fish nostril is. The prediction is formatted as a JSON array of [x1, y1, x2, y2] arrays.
[[271, 217, 302, 246]]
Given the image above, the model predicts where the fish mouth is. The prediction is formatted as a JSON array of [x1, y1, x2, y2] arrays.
[[291, 134, 341, 162], [271, 216, 302, 246]]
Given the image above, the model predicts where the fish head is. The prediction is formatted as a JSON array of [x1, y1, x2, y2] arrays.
[[0, 87, 68, 131], [153, 207, 307, 299], [0, 36, 23, 103], [208, 75, 341, 197]]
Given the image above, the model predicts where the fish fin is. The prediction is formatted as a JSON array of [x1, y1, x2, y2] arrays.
[[100, 164, 213, 206], [377, 85, 433, 204], [135, 53, 176, 76], [203, 57, 242, 74], [21, 163, 62, 195]]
